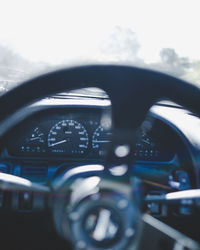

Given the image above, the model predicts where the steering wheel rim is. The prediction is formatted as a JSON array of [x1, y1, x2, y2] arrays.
[[0, 64, 200, 135]]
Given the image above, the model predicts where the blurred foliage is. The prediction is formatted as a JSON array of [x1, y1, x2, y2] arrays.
[[99, 27, 200, 87], [149, 48, 191, 78], [100, 26, 144, 65], [0, 45, 51, 91], [149, 48, 200, 87], [0, 26, 200, 93], [182, 61, 200, 87]]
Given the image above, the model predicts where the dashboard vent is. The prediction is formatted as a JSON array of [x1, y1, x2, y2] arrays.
[[21, 166, 47, 182]]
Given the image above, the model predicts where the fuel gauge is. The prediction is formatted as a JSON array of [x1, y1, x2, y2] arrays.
[[134, 133, 158, 160], [21, 127, 45, 153]]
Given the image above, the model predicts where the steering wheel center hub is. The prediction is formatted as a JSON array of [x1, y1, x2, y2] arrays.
[[66, 187, 139, 250], [84, 205, 121, 245]]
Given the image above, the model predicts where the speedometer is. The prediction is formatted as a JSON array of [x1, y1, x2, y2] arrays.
[[48, 120, 88, 156]]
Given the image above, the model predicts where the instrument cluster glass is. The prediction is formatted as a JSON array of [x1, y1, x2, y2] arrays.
[[47, 120, 89, 156], [6, 108, 174, 161]]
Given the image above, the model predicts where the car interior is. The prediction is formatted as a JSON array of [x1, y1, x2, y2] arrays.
[[0, 65, 199, 249]]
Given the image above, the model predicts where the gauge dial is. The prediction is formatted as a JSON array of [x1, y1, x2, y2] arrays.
[[135, 133, 158, 160], [21, 127, 45, 153], [92, 125, 111, 156], [48, 120, 88, 155]]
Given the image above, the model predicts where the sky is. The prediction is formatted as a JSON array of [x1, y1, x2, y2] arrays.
[[0, 0, 200, 65]]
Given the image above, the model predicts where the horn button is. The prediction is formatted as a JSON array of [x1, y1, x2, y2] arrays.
[[69, 190, 139, 250]]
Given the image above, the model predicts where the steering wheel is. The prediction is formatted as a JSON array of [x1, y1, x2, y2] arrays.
[[0, 65, 199, 250]]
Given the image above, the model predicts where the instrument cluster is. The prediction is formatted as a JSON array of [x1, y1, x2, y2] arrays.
[[7, 109, 112, 158], [6, 108, 174, 161]]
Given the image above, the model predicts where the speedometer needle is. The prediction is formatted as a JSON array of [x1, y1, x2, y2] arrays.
[[49, 140, 67, 147], [93, 140, 110, 143]]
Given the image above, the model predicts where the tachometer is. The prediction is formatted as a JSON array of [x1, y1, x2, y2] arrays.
[[92, 125, 111, 156], [48, 120, 88, 156]]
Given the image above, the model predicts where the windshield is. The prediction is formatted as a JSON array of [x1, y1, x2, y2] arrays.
[[0, 0, 200, 93]]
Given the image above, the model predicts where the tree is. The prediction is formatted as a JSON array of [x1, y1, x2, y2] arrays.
[[160, 48, 178, 65], [149, 48, 190, 78], [100, 26, 143, 64], [0, 45, 50, 90]]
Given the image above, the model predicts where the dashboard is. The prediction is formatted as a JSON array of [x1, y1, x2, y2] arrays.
[[0, 96, 195, 196], [0, 96, 196, 217]]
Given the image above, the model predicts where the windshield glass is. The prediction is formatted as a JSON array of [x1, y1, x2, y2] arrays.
[[0, 0, 199, 93]]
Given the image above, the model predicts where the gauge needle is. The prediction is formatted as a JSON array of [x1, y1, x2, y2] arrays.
[[30, 137, 41, 141], [142, 139, 150, 145], [93, 140, 110, 143], [49, 139, 67, 147]]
